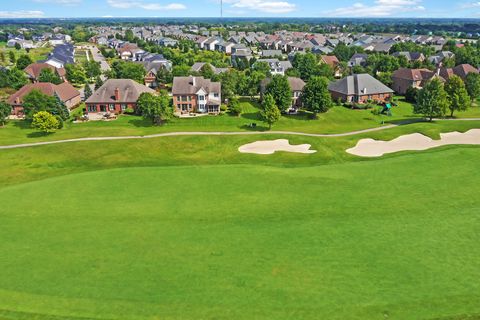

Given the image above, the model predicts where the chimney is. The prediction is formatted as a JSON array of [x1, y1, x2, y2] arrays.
[[114, 87, 120, 101]]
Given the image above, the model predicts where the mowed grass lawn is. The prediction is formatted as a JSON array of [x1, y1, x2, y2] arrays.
[[1, 146, 480, 320], [2, 98, 480, 146]]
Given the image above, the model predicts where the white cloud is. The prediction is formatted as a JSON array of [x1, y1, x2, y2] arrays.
[[461, 1, 480, 8], [0, 10, 45, 18], [32, 0, 81, 4], [326, 0, 425, 17], [106, 0, 186, 10], [223, 0, 296, 14]]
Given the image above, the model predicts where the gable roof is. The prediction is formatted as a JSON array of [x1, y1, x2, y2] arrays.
[[172, 76, 221, 95], [7, 82, 79, 105], [392, 68, 438, 81], [85, 79, 156, 104], [328, 74, 393, 96], [24, 63, 66, 80]]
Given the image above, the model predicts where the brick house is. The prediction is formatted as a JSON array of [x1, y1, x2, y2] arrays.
[[172, 76, 221, 114], [391, 68, 443, 94], [24, 63, 66, 83], [260, 77, 306, 110], [328, 74, 394, 104], [85, 79, 156, 114], [7, 82, 80, 116], [438, 64, 479, 81]]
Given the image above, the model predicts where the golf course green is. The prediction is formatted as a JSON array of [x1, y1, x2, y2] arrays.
[[1, 134, 480, 319]]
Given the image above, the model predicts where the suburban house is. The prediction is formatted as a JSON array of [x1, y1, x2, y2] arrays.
[[24, 63, 66, 83], [190, 62, 228, 75], [7, 82, 80, 116], [392, 52, 426, 63], [391, 68, 442, 94], [438, 64, 479, 81], [134, 54, 172, 88], [348, 53, 368, 68], [428, 51, 455, 66], [320, 55, 342, 77], [85, 79, 156, 114], [328, 73, 394, 104], [41, 44, 75, 68], [261, 77, 306, 110], [172, 76, 221, 114], [118, 43, 145, 60], [256, 59, 293, 76], [157, 37, 178, 47]]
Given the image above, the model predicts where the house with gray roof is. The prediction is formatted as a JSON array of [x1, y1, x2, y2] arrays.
[[328, 74, 393, 104]]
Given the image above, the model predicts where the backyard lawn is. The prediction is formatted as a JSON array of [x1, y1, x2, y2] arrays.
[[2, 98, 480, 146]]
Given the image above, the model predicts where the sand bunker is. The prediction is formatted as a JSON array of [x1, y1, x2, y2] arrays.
[[347, 129, 480, 157], [239, 139, 317, 155]]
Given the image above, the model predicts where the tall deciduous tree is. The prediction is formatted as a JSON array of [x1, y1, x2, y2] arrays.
[[137, 91, 173, 125], [200, 63, 214, 79], [16, 54, 32, 70], [445, 75, 471, 117], [265, 75, 292, 113], [414, 78, 449, 121], [0, 101, 11, 126], [466, 73, 480, 103], [302, 76, 333, 118], [94, 76, 104, 90], [84, 84, 92, 100], [261, 93, 281, 129], [38, 68, 62, 85]]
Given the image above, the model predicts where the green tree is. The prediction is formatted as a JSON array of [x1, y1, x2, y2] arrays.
[[22, 89, 58, 120], [14, 42, 21, 50], [84, 84, 92, 100], [111, 60, 146, 84], [83, 60, 102, 79], [32, 111, 59, 133], [252, 61, 271, 77], [302, 76, 333, 118], [228, 97, 242, 116], [16, 54, 32, 70], [415, 78, 449, 121], [445, 75, 471, 117], [156, 67, 173, 85], [8, 51, 16, 64], [261, 94, 281, 129], [265, 75, 292, 113], [0, 101, 11, 126], [136, 91, 173, 125], [94, 76, 104, 90], [65, 64, 87, 85], [38, 68, 62, 84], [200, 63, 214, 79], [125, 29, 134, 42], [7, 68, 28, 89], [293, 53, 318, 80], [466, 73, 480, 102]]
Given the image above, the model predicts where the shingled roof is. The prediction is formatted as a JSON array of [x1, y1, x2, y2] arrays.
[[7, 82, 79, 106], [172, 76, 221, 95], [24, 62, 66, 80], [85, 79, 156, 104], [328, 74, 393, 96]]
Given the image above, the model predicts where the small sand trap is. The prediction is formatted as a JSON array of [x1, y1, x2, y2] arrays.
[[239, 139, 317, 155], [347, 129, 480, 157]]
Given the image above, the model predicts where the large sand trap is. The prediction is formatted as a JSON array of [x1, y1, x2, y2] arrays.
[[239, 139, 317, 155], [347, 129, 480, 157]]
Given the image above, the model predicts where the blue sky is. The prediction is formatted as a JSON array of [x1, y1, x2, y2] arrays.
[[1, 0, 479, 18]]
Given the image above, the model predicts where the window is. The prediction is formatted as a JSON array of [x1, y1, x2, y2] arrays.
[[109, 104, 115, 111], [181, 96, 188, 102], [214, 93, 219, 98], [121, 104, 127, 111], [88, 105, 97, 112], [198, 95, 205, 101]]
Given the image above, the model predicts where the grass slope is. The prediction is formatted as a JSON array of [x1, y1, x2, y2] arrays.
[[1, 148, 480, 320]]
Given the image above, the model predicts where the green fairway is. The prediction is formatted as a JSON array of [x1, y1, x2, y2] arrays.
[[1, 118, 480, 320], [1, 147, 480, 320]]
